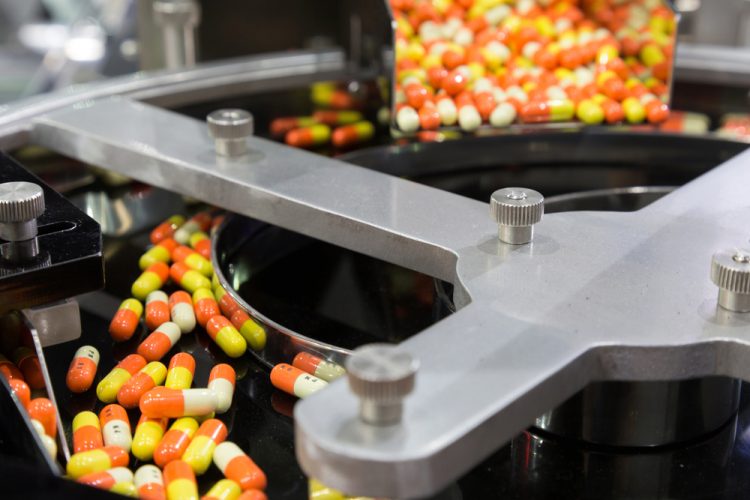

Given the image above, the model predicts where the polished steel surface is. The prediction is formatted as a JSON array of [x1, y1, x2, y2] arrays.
[[536, 377, 741, 447], [24, 97, 750, 498], [0, 49, 347, 150]]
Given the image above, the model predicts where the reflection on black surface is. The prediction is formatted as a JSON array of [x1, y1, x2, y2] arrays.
[[222, 217, 453, 350]]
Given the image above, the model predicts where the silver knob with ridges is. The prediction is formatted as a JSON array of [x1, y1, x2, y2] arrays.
[[711, 248, 750, 312], [346, 344, 418, 426], [0, 181, 45, 241], [490, 187, 544, 244], [207, 109, 254, 157]]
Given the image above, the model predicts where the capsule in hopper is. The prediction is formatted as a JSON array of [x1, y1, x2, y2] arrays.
[[171, 262, 212, 294], [66, 345, 99, 393], [165, 352, 196, 390], [164, 460, 199, 500], [192, 288, 221, 327], [189, 231, 211, 260], [292, 352, 345, 382], [174, 212, 212, 245], [520, 99, 575, 123], [154, 417, 199, 468], [138, 322, 182, 362], [285, 124, 331, 148], [203, 479, 242, 500], [181, 418, 227, 475], [13, 346, 44, 389], [208, 364, 236, 414], [132, 262, 170, 301], [78, 466, 133, 491], [140, 387, 218, 419], [215, 287, 240, 318], [229, 310, 266, 352], [172, 245, 213, 277], [117, 361, 167, 408], [28, 397, 56, 437], [133, 414, 168, 462], [9, 378, 30, 408], [331, 121, 375, 148], [100, 403, 132, 452], [97, 354, 147, 403], [150, 215, 186, 244], [140, 238, 178, 270], [270, 363, 327, 399], [72, 410, 104, 453], [135, 464, 166, 500], [109, 298, 143, 342], [169, 291, 196, 333], [213, 441, 267, 491], [206, 315, 247, 358], [66, 446, 129, 479], [146, 290, 171, 331], [0, 354, 23, 381]]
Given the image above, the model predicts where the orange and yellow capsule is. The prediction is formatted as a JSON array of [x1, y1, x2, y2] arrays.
[[169, 290, 196, 333], [132, 262, 170, 301], [133, 414, 169, 462], [312, 110, 363, 126], [292, 352, 346, 382], [117, 361, 167, 408], [285, 124, 331, 149], [72, 410, 104, 453], [229, 310, 266, 352], [331, 121, 375, 148], [203, 479, 242, 500], [172, 245, 213, 277], [97, 354, 147, 403], [519, 99, 575, 123], [150, 215, 186, 245], [206, 316, 247, 358], [138, 322, 182, 362], [214, 287, 240, 318], [164, 460, 199, 500], [13, 346, 44, 389], [192, 288, 221, 327], [166, 352, 196, 390], [189, 231, 211, 260], [237, 490, 267, 500], [66, 345, 99, 393], [270, 116, 317, 137], [154, 417, 199, 468], [100, 403, 132, 452], [213, 441, 267, 491], [67, 446, 129, 479], [182, 418, 228, 475], [170, 262, 212, 294], [140, 238, 178, 270], [208, 364, 235, 414], [146, 290, 171, 331], [109, 298, 143, 342]]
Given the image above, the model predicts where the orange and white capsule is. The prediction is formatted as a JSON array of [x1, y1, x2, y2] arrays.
[[138, 322, 182, 362], [166, 352, 196, 390], [213, 441, 267, 491], [0, 354, 22, 381], [270, 363, 328, 399], [132, 262, 170, 301], [140, 387, 218, 419], [154, 417, 199, 468], [117, 361, 167, 408], [292, 352, 345, 382], [73, 410, 104, 453], [78, 466, 133, 490], [164, 460, 199, 500], [100, 404, 132, 452], [151, 215, 186, 245], [208, 364, 236, 414], [192, 288, 221, 327], [135, 464, 166, 500], [172, 245, 213, 277], [66, 345, 99, 393], [66, 446, 129, 479], [97, 354, 147, 403], [170, 262, 212, 294], [133, 414, 169, 462], [28, 397, 56, 437], [189, 231, 211, 260], [109, 298, 143, 342], [169, 291, 196, 333], [13, 346, 44, 389], [146, 290, 171, 331], [214, 287, 240, 318], [174, 212, 212, 245], [182, 418, 228, 475], [9, 378, 30, 408]]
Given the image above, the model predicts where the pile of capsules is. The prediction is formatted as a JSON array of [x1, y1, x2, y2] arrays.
[[269, 82, 378, 150], [391, 0, 675, 132], [0, 339, 60, 459]]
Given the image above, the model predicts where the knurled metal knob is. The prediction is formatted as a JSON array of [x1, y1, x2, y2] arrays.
[[490, 187, 544, 244], [0, 182, 45, 241], [711, 248, 750, 312], [207, 109, 254, 157], [346, 344, 419, 426]]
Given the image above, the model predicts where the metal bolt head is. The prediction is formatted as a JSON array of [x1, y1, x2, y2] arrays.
[[490, 187, 544, 244], [153, 0, 201, 26], [346, 344, 418, 425], [0, 182, 45, 223], [207, 109, 254, 157], [711, 248, 750, 312]]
